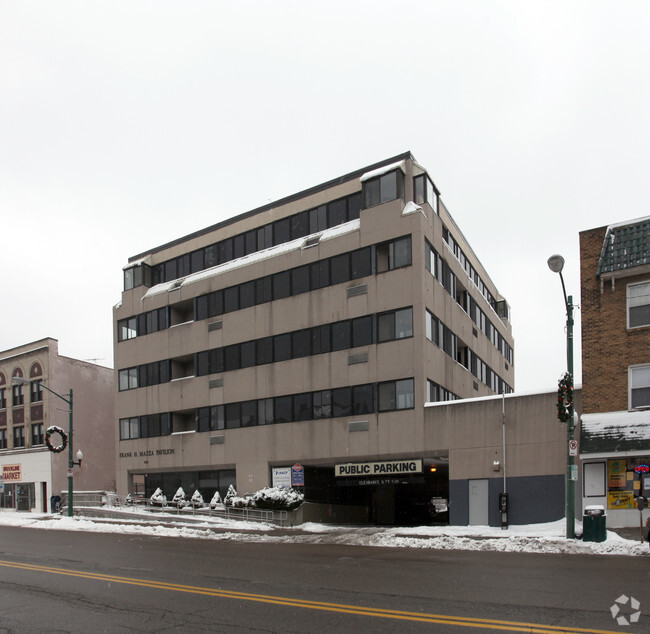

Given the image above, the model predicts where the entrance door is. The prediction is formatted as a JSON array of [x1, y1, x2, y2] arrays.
[[468, 479, 489, 525]]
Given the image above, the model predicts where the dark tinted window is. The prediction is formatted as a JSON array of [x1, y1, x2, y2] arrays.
[[256, 337, 273, 365], [274, 396, 293, 423], [224, 344, 240, 371], [328, 199, 347, 226], [291, 211, 309, 239], [331, 321, 351, 352], [332, 387, 352, 418], [225, 403, 241, 429], [353, 384, 374, 415], [310, 260, 329, 289], [239, 281, 255, 309], [241, 400, 257, 427], [292, 329, 311, 359], [274, 333, 292, 362], [352, 316, 373, 348], [224, 286, 239, 313], [240, 341, 256, 368], [255, 277, 272, 304], [351, 247, 372, 279], [330, 253, 350, 285], [274, 218, 290, 245], [293, 393, 312, 422], [291, 266, 310, 295], [273, 271, 291, 300]]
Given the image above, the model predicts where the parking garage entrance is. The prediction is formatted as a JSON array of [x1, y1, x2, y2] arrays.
[[304, 458, 449, 526]]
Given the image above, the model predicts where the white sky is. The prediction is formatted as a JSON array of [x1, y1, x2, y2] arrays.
[[2, 1, 649, 392]]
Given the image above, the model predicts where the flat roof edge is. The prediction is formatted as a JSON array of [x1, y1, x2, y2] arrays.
[[128, 151, 414, 264]]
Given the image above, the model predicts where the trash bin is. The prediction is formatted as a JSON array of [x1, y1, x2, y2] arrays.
[[583, 505, 606, 542]]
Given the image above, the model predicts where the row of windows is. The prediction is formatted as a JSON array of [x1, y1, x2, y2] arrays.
[[426, 309, 512, 395], [124, 165, 423, 293], [425, 240, 513, 365], [119, 308, 414, 390], [119, 237, 413, 341], [124, 192, 363, 291], [0, 381, 42, 409], [194, 236, 411, 321], [196, 308, 412, 377], [441, 226, 497, 309], [119, 378, 415, 440], [118, 307, 169, 342], [427, 379, 459, 403], [0, 423, 43, 450]]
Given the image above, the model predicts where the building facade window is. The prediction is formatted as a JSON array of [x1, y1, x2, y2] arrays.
[[413, 173, 438, 214], [13, 426, 25, 448], [12, 384, 24, 407], [31, 423, 44, 446], [627, 281, 650, 328], [0, 388, 6, 409], [362, 169, 404, 208], [427, 379, 459, 403], [30, 380, 43, 403], [378, 379, 415, 412], [0, 429, 6, 449], [118, 368, 139, 391], [629, 364, 650, 409]]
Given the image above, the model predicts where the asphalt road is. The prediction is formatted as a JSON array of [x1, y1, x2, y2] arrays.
[[0, 525, 648, 633]]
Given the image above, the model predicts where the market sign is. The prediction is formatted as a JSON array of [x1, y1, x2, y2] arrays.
[[335, 459, 423, 477], [2, 464, 21, 482]]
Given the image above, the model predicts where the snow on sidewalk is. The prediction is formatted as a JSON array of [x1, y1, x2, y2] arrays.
[[0, 511, 647, 557]]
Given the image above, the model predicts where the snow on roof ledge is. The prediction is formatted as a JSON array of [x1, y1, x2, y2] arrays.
[[360, 160, 405, 183], [402, 201, 425, 218], [142, 219, 361, 300]]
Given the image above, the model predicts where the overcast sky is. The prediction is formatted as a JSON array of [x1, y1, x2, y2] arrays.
[[2, 1, 649, 393]]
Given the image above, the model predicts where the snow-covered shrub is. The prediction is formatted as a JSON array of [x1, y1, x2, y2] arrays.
[[190, 489, 205, 508], [252, 486, 304, 511], [172, 487, 188, 508], [150, 488, 167, 507], [209, 490, 223, 509], [223, 484, 238, 506], [230, 495, 254, 509]]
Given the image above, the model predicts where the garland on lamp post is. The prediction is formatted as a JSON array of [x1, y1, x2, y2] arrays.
[[557, 372, 574, 423]]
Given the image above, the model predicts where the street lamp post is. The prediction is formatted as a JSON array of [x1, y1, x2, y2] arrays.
[[12, 377, 82, 517], [547, 254, 576, 539]]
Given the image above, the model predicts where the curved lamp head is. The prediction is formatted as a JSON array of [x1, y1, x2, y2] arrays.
[[547, 254, 565, 274], [76, 450, 83, 463], [11, 377, 31, 386]]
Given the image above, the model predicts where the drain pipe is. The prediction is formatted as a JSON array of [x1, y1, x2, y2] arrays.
[[499, 392, 509, 529]]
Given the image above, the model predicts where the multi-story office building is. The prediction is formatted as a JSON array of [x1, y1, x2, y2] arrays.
[[114, 152, 515, 524], [580, 217, 650, 527], [0, 338, 114, 512]]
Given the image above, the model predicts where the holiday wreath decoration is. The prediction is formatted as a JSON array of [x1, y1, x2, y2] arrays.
[[45, 425, 68, 453], [557, 372, 573, 423]]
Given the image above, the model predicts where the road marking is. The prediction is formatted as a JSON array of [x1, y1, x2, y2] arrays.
[[0, 559, 621, 633]]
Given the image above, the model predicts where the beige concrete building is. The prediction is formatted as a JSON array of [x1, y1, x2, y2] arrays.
[[0, 338, 114, 512], [114, 152, 520, 524]]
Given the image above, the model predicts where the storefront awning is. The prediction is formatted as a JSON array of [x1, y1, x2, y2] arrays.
[[580, 410, 650, 454]]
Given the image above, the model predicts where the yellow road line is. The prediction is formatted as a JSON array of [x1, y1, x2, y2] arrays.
[[0, 559, 621, 633]]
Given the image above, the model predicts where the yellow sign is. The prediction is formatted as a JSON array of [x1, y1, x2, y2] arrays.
[[608, 460, 626, 488], [2, 464, 22, 482], [608, 490, 634, 510]]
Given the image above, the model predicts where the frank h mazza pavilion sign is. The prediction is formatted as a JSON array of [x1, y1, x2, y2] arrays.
[[335, 459, 423, 477]]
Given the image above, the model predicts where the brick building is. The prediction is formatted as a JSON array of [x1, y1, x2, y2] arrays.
[[0, 338, 115, 512], [579, 217, 650, 527]]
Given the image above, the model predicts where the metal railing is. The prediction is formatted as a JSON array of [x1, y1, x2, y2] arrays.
[[104, 494, 289, 526]]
